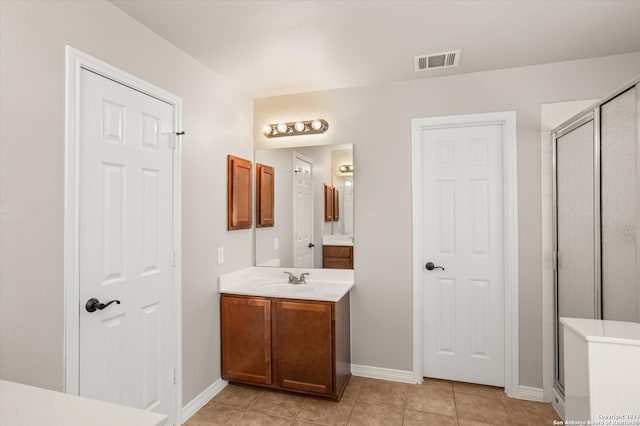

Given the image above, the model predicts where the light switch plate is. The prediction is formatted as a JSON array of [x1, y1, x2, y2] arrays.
[[217, 247, 224, 264]]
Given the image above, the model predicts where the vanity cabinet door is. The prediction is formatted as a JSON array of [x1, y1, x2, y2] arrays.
[[221, 295, 272, 385], [274, 300, 333, 395], [323, 245, 353, 269]]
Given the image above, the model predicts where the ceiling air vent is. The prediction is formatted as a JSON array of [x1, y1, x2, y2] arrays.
[[415, 50, 461, 71]]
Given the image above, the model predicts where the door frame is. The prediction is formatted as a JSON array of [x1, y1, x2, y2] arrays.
[[292, 151, 314, 267], [411, 111, 519, 397], [63, 47, 183, 421]]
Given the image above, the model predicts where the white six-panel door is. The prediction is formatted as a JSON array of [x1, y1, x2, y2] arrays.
[[78, 69, 176, 419], [293, 153, 314, 267], [422, 124, 505, 386]]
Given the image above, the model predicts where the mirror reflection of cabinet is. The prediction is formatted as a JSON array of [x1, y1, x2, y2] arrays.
[[256, 163, 275, 228], [254, 143, 353, 268], [324, 184, 335, 222], [323, 245, 353, 269]]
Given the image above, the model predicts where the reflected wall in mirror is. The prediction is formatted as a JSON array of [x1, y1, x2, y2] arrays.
[[255, 143, 353, 268]]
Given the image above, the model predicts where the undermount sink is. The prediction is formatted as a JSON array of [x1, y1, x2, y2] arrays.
[[256, 282, 314, 293]]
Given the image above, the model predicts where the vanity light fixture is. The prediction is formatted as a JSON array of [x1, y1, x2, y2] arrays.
[[262, 119, 329, 138], [338, 164, 354, 173]]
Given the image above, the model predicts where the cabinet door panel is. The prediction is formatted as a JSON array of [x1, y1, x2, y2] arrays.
[[221, 296, 272, 384], [275, 300, 333, 394]]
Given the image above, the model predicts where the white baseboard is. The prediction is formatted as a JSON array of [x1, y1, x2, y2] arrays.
[[181, 378, 228, 424], [351, 364, 416, 384], [513, 385, 544, 402]]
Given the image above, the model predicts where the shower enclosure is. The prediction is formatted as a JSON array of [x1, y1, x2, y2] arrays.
[[552, 78, 640, 397]]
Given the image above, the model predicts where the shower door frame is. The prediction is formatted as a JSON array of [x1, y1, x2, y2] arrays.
[[551, 76, 640, 399], [551, 110, 601, 398]]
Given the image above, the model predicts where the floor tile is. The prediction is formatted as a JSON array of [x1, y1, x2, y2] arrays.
[[415, 377, 454, 392], [186, 379, 559, 426], [405, 386, 456, 417], [454, 393, 511, 425], [457, 420, 503, 426], [185, 402, 244, 426], [341, 376, 363, 400], [452, 382, 504, 399], [346, 402, 403, 426], [236, 411, 293, 425], [250, 390, 305, 417], [356, 378, 408, 407], [213, 384, 264, 409], [506, 398, 562, 426], [295, 397, 354, 425], [403, 409, 458, 426]]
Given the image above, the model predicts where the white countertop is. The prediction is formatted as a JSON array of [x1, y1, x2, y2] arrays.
[[560, 317, 640, 346], [322, 235, 354, 247], [219, 267, 354, 302], [0, 380, 167, 426]]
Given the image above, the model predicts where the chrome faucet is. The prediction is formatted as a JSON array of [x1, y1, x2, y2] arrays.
[[284, 271, 309, 284]]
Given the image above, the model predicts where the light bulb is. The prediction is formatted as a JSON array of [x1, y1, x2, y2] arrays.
[[294, 121, 306, 132], [311, 120, 323, 131], [276, 123, 288, 133], [262, 124, 273, 135]]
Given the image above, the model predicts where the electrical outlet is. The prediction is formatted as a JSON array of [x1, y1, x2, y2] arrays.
[[217, 247, 224, 264], [274, 238, 279, 250]]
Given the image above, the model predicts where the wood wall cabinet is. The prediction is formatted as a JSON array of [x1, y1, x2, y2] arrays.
[[324, 184, 340, 222], [323, 245, 353, 269], [221, 294, 351, 399], [256, 163, 275, 227], [324, 183, 334, 221], [227, 155, 252, 230]]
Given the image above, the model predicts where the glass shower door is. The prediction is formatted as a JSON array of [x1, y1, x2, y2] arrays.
[[554, 116, 598, 391], [600, 87, 640, 322]]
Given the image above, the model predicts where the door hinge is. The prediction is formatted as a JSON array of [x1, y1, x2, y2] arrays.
[[172, 367, 177, 384], [172, 252, 177, 267]]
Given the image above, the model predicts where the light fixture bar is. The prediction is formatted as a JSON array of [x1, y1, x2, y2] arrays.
[[263, 119, 329, 138]]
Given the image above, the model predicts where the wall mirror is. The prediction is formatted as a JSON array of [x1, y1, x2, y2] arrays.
[[254, 143, 353, 268]]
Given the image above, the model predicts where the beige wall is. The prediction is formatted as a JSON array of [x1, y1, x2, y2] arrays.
[[0, 0, 253, 405], [254, 53, 640, 388]]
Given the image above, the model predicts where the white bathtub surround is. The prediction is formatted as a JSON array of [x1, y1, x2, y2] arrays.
[[560, 317, 640, 422], [218, 267, 354, 302], [0, 380, 167, 426]]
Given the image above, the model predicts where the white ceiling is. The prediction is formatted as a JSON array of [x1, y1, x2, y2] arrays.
[[111, 0, 640, 99]]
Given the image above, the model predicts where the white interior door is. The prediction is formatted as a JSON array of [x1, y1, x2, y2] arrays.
[[78, 69, 176, 420], [293, 153, 313, 267], [421, 124, 505, 386]]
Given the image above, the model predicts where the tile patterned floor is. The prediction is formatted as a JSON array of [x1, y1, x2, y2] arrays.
[[185, 376, 561, 426]]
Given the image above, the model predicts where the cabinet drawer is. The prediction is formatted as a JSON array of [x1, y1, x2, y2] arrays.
[[323, 257, 353, 269], [323, 246, 352, 258]]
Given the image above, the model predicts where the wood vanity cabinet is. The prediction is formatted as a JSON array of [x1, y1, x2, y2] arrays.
[[221, 296, 272, 385], [322, 245, 353, 269], [221, 293, 351, 399]]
